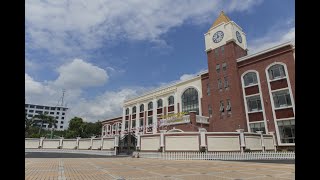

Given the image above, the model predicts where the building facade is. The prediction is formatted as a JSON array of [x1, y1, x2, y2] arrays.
[[103, 12, 295, 148], [25, 103, 69, 131]]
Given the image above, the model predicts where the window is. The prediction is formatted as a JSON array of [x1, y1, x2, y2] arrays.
[[216, 64, 220, 73], [132, 106, 136, 114], [243, 72, 258, 86], [61, 121, 64, 124], [148, 102, 153, 110], [25, 104, 29, 108], [57, 108, 60, 110], [55, 120, 58, 123], [277, 119, 295, 143], [125, 121, 129, 129], [224, 77, 229, 88], [44, 111, 49, 114], [168, 96, 174, 106], [157, 99, 163, 108], [29, 110, 34, 113], [139, 118, 144, 127], [219, 101, 224, 112], [57, 112, 60, 115], [30, 105, 35, 108], [140, 104, 144, 112], [249, 122, 266, 133], [148, 117, 153, 125], [218, 79, 222, 89], [50, 112, 54, 115], [63, 108, 67, 111], [45, 107, 49, 110], [215, 48, 219, 57], [28, 114, 33, 117], [222, 63, 227, 71], [132, 120, 136, 128], [62, 112, 65, 115], [226, 99, 231, 111], [246, 96, 262, 112], [56, 116, 59, 119], [221, 46, 224, 55], [35, 110, 43, 114], [181, 88, 199, 115], [61, 117, 64, 119], [125, 108, 129, 115], [207, 83, 210, 95], [36, 106, 44, 109], [60, 126, 63, 129], [50, 107, 55, 110], [272, 89, 292, 108], [268, 64, 286, 80], [208, 105, 212, 118]]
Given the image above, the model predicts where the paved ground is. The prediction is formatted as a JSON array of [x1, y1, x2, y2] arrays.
[[25, 157, 295, 180]]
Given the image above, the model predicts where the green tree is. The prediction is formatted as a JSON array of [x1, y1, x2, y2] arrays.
[[45, 116, 57, 139], [25, 113, 35, 137], [68, 117, 85, 137], [33, 113, 54, 136]]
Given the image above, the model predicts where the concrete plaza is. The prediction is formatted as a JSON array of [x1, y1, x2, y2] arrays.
[[25, 157, 294, 180]]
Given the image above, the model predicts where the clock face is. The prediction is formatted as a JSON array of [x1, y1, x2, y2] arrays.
[[236, 31, 242, 43], [212, 31, 224, 43]]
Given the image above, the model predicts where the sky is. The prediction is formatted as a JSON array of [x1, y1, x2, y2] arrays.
[[25, 0, 295, 123]]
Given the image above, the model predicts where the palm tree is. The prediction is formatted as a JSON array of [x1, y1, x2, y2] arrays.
[[25, 113, 35, 137], [33, 113, 51, 136], [46, 116, 57, 139]]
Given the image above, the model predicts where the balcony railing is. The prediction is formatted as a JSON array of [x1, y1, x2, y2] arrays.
[[159, 115, 190, 126], [196, 115, 209, 124]]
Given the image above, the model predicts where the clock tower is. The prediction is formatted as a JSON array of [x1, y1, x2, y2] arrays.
[[204, 11, 248, 132]]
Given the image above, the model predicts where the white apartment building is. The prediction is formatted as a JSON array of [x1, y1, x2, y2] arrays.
[[25, 103, 68, 131]]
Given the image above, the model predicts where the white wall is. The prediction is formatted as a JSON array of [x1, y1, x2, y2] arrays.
[[141, 136, 160, 151], [25, 139, 40, 148], [91, 139, 101, 150], [264, 137, 275, 150], [102, 139, 115, 150], [42, 140, 60, 149], [165, 136, 199, 151], [78, 139, 91, 150], [62, 140, 77, 149], [245, 136, 262, 150], [207, 136, 240, 151]]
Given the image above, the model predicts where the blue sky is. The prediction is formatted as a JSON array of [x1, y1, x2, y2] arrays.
[[25, 0, 295, 122]]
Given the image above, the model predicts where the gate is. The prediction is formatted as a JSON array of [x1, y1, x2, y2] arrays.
[[118, 132, 137, 155]]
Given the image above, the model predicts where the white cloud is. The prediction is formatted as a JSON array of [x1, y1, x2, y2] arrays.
[[248, 19, 295, 54], [54, 59, 108, 89], [25, 74, 45, 95], [26, 0, 263, 55]]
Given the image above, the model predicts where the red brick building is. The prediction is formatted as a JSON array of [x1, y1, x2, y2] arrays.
[[103, 12, 295, 148]]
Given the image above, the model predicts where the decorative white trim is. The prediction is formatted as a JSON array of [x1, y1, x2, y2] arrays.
[[247, 110, 264, 114], [243, 83, 259, 88], [237, 41, 294, 63], [274, 106, 293, 111], [265, 62, 295, 146], [269, 76, 287, 83], [241, 70, 268, 134]]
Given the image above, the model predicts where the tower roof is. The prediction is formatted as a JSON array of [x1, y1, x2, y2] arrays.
[[208, 11, 231, 32]]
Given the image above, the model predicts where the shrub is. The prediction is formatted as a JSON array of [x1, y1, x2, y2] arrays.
[[244, 148, 251, 152]]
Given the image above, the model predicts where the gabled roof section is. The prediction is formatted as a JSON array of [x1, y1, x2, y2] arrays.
[[208, 11, 231, 32]]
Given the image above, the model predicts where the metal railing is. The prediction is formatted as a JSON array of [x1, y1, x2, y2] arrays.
[[133, 151, 295, 160]]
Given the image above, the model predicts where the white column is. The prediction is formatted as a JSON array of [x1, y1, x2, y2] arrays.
[[121, 107, 126, 138], [90, 136, 95, 150], [59, 137, 64, 149], [135, 103, 139, 136], [136, 132, 141, 150], [100, 137, 104, 150], [114, 134, 119, 155], [257, 131, 265, 152], [160, 130, 166, 149], [39, 137, 45, 149], [76, 137, 81, 150], [174, 93, 178, 114], [269, 131, 277, 152], [236, 129, 245, 153], [199, 128, 206, 148], [153, 99, 157, 134]]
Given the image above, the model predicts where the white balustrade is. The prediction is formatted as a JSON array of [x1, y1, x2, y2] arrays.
[[196, 115, 209, 124]]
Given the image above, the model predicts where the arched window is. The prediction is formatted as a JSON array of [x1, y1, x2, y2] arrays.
[[157, 99, 163, 108], [140, 104, 144, 112], [148, 102, 153, 110], [243, 72, 258, 86], [125, 108, 129, 115], [268, 64, 286, 80], [181, 88, 199, 115], [168, 96, 174, 106], [132, 106, 136, 114]]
